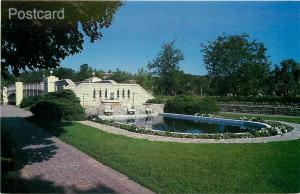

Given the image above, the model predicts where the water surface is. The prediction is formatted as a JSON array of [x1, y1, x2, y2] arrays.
[[114, 116, 259, 134]]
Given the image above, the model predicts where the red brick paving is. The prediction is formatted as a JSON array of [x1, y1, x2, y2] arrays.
[[1, 105, 154, 193]]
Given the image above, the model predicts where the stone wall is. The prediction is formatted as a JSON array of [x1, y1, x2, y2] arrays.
[[219, 103, 300, 116], [85, 103, 164, 116], [68, 82, 154, 107]]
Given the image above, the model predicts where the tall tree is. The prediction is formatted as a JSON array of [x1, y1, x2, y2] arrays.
[[107, 68, 133, 83], [134, 68, 153, 91], [1, 1, 122, 76], [53, 67, 76, 80], [148, 40, 184, 95], [75, 64, 94, 81], [19, 71, 45, 83], [201, 34, 270, 96], [270, 59, 300, 96]]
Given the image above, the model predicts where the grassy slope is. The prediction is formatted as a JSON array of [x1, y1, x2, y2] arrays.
[[50, 122, 300, 193], [217, 112, 300, 124]]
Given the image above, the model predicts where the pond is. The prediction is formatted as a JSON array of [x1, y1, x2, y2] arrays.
[[113, 116, 263, 134]]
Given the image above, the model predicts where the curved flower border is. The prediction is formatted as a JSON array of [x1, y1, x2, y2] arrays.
[[88, 115, 293, 139]]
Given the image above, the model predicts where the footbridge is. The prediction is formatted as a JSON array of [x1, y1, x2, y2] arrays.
[[3, 82, 44, 105], [2, 75, 58, 106]]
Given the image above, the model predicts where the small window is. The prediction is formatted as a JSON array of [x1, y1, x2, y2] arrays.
[[110, 92, 114, 100], [117, 90, 120, 98], [99, 89, 102, 98], [127, 89, 130, 98], [105, 89, 107, 98], [93, 88, 96, 98], [122, 89, 125, 98]]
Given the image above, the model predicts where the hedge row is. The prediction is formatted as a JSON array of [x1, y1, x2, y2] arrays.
[[164, 95, 219, 115]]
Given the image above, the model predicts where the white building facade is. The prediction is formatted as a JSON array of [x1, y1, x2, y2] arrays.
[[3, 75, 159, 115], [57, 76, 154, 108]]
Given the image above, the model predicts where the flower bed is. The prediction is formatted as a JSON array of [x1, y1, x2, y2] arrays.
[[87, 115, 293, 139], [239, 116, 294, 137]]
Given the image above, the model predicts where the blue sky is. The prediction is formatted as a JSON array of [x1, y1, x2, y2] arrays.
[[62, 2, 300, 75]]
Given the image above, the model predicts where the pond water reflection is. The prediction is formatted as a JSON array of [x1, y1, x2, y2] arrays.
[[114, 116, 259, 134]]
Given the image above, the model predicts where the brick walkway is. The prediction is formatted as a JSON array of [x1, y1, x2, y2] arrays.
[[1, 105, 154, 194], [80, 120, 300, 144]]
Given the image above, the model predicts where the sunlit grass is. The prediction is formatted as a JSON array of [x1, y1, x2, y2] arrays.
[[36, 121, 300, 193]]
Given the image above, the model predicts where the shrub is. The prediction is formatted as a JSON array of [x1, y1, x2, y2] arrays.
[[30, 100, 63, 120], [30, 90, 85, 121], [20, 95, 43, 108], [164, 95, 219, 115]]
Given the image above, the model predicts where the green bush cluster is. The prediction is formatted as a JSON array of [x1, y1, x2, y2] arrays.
[[29, 90, 85, 121], [20, 95, 43, 108], [164, 95, 219, 115], [215, 95, 300, 105]]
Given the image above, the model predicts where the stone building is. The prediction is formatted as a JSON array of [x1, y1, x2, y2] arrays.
[[56, 75, 156, 114]]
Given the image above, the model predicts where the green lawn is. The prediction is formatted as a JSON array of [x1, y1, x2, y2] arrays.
[[217, 112, 300, 124], [36, 120, 300, 193]]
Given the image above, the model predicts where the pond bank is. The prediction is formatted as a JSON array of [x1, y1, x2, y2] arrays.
[[79, 120, 300, 144]]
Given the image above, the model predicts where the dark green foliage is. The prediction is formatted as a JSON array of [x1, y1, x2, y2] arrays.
[[29, 90, 85, 121], [30, 101, 63, 121], [2, 1, 122, 76], [75, 64, 96, 82], [148, 40, 185, 95], [53, 67, 77, 81], [268, 59, 300, 96], [215, 95, 300, 105], [134, 68, 154, 91], [201, 34, 270, 96], [106, 68, 133, 83], [164, 95, 219, 115], [20, 96, 43, 108], [1, 129, 16, 174]]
